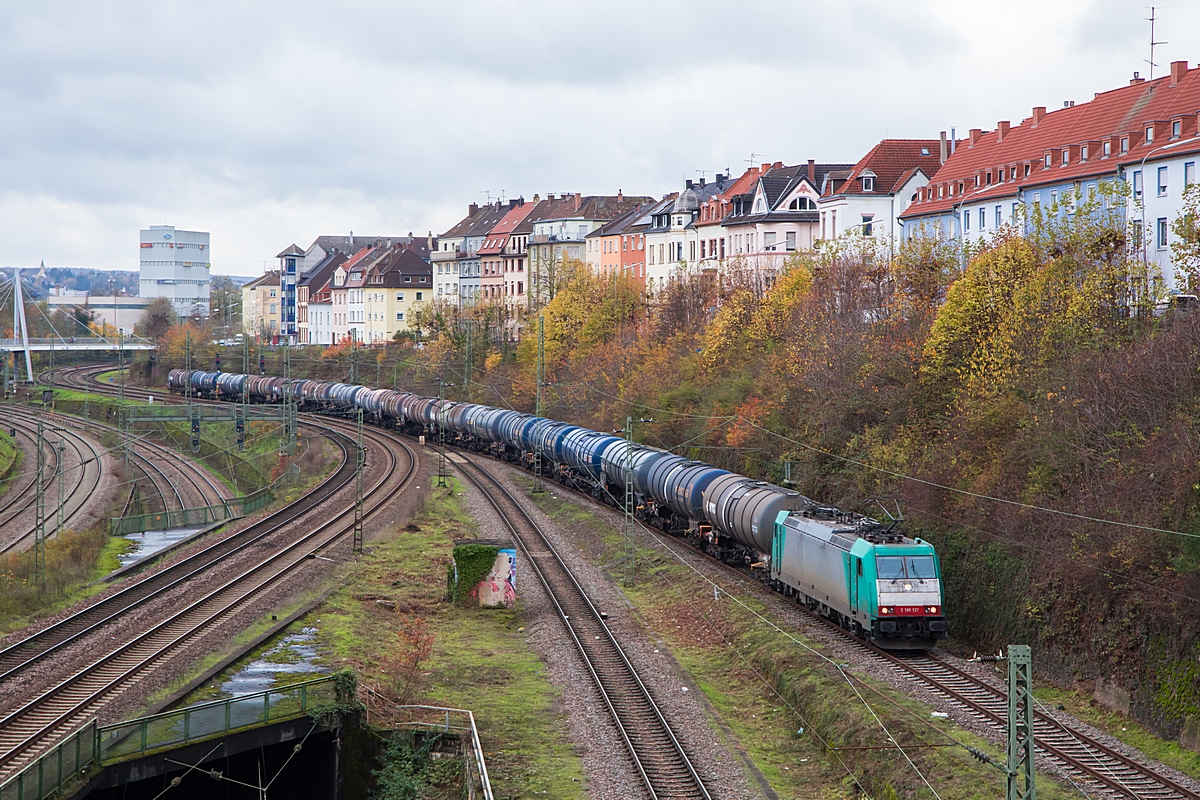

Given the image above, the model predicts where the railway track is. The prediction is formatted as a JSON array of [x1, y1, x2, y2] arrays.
[[0, 407, 105, 555], [0, 416, 416, 780], [452, 451, 710, 800], [449, 441, 1200, 800]]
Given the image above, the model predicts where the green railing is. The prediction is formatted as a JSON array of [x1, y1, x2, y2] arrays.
[[0, 721, 96, 800], [97, 676, 340, 763], [109, 503, 236, 536], [108, 465, 296, 535], [0, 675, 343, 800]]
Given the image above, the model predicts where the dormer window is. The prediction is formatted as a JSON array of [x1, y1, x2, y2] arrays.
[[788, 197, 815, 210], [861, 175, 875, 192], [1081, 145, 1089, 161], [1062, 149, 1069, 166], [1172, 120, 1182, 139], [1146, 125, 1154, 143], [1103, 141, 1111, 157], [920, 147, 930, 156], [1121, 137, 1129, 153], [1045, 153, 1052, 168]]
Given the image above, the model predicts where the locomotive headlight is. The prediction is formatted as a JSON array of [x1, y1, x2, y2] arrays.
[[879, 607, 890, 614], [927, 606, 939, 614], [902, 582, 913, 592]]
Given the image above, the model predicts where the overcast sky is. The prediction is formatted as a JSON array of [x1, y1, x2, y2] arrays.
[[2, 1, 1198, 276]]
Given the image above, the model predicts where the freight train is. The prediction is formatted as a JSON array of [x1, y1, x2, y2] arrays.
[[169, 369, 947, 650]]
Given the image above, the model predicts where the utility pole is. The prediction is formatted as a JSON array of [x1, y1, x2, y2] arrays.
[[623, 416, 635, 586], [282, 341, 295, 456], [437, 379, 453, 488], [186, 331, 199, 453], [464, 319, 473, 399], [350, 336, 357, 384], [353, 407, 364, 554], [970, 646, 1035, 800], [238, 337, 248, 452], [119, 330, 129, 472], [34, 418, 45, 588], [1007, 645, 1035, 800], [533, 314, 545, 493], [54, 437, 66, 536]]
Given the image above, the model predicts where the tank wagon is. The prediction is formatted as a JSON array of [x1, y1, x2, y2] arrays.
[[168, 370, 947, 649]]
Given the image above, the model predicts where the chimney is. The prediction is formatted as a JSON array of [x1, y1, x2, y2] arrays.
[[532, 193, 540, 203], [427, 231, 434, 251], [997, 121, 1011, 142], [685, 179, 694, 189], [509, 198, 518, 208], [698, 176, 705, 187], [469, 203, 478, 216], [546, 194, 555, 202], [807, 159, 816, 182], [939, 132, 948, 163], [1171, 60, 1188, 87], [1031, 107, 1046, 127], [761, 163, 770, 173], [618, 189, 623, 200], [968, 128, 981, 147]]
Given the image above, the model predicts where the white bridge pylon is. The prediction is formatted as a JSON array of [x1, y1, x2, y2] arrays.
[[3, 268, 155, 382]]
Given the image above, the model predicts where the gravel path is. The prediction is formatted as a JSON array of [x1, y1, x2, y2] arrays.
[[453, 455, 763, 800]]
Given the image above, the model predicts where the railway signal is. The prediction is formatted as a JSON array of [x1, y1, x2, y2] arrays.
[[191, 411, 201, 453], [235, 412, 245, 451], [259, 353, 266, 375], [215, 352, 221, 372]]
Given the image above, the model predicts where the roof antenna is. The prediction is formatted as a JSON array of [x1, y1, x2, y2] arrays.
[[1145, 6, 1167, 81], [745, 151, 763, 167]]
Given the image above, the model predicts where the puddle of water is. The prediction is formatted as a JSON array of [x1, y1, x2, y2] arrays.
[[221, 627, 326, 699], [117, 526, 208, 567]]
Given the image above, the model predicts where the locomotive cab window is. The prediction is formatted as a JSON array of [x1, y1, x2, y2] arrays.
[[876, 555, 936, 581], [906, 556, 935, 580], [876, 556, 906, 580]]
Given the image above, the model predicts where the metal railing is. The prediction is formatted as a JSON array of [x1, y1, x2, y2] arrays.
[[96, 675, 341, 763], [0, 676, 345, 799], [108, 465, 295, 535], [366, 696, 493, 800], [0, 721, 97, 800]]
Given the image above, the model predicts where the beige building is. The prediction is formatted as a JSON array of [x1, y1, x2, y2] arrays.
[[241, 271, 280, 342]]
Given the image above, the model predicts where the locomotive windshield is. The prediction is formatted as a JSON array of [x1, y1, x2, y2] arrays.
[[875, 555, 937, 581]]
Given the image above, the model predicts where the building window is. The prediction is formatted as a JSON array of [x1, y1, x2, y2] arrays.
[[1133, 170, 1143, 201], [764, 232, 776, 251], [1173, 120, 1182, 139], [1146, 126, 1154, 143], [862, 175, 874, 192], [1062, 149, 1069, 166], [1103, 140, 1111, 157], [1045, 153, 1052, 168], [1157, 217, 1168, 249], [396, 293, 404, 301], [397, 312, 404, 320], [404, 276, 411, 282], [1186, 162, 1196, 187], [963, 210, 970, 232], [1081, 145, 1088, 161], [416, 292, 423, 300], [979, 207, 986, 230], [1023, 164, 1031, 178], [1033, 192, 1040, 208], [995, 205, 1002, 227], [861, 216, 873, 237], [1121, 137, 1129, 153], [1012, 202, 1019, 217], [785, 231, 796, 251], [1158, 166, 1168, 196]]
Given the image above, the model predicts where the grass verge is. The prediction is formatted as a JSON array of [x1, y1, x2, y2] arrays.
[[0, 429, 22, 504], [314, 477, 587, 799], [520, 477, 1082, 799]]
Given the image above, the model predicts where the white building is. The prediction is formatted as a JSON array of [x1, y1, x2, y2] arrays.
[[139, 224, 211, 316]]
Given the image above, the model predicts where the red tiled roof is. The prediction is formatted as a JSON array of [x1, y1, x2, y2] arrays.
[[477, 200, 536, 255], [827, 139, 946, 197], [903, 62, 1200, 219]]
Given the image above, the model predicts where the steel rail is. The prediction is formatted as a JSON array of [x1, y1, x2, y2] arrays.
[[0, 408, 104, 555], [452, 452, 710, 800], [0, 417, 415, 779]]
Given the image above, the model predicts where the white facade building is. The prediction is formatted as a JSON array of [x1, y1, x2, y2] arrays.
[[139, 224, 211, 316]]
